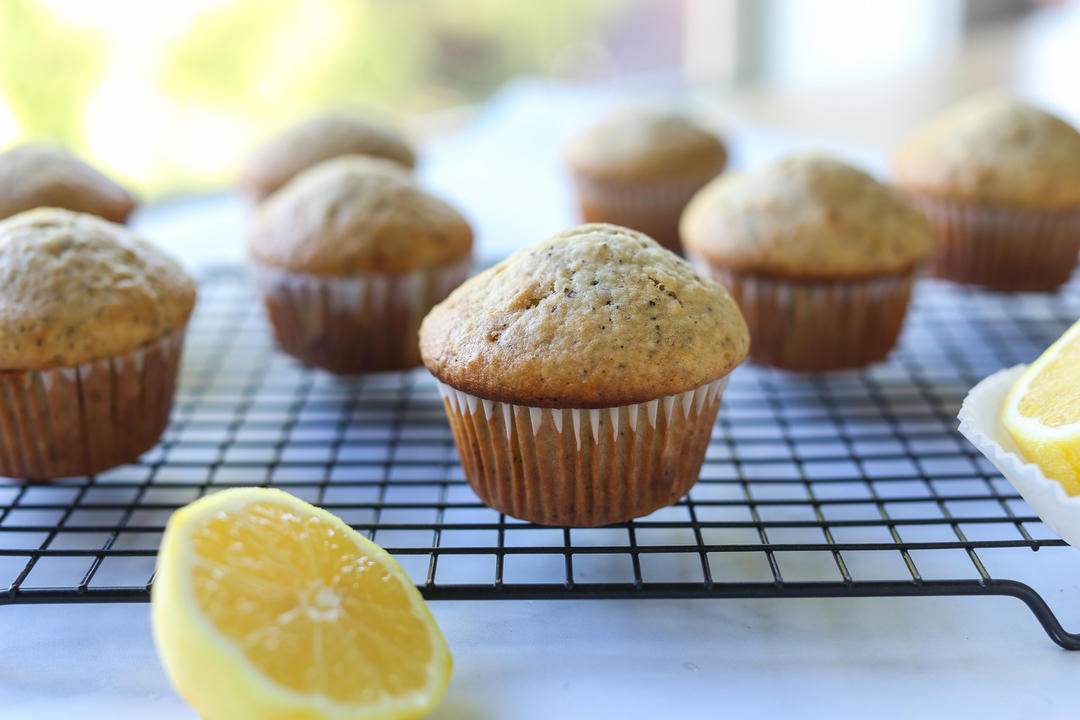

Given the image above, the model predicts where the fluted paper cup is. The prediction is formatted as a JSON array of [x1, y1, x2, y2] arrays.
[[908, 195, 1080, 291], [688, 255, 916, 372], [570, 164, 724, 253], [957, 365, 1080, 548], [436, 375, 730, 526], [254, 256, 470, 374], [0, 330, 186, 481]]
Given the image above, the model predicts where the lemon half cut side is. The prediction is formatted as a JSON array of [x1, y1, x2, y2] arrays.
[[151, 487, 451, 720], [1003, 317, 1080, 496]]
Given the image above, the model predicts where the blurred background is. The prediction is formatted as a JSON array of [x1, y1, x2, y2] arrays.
[[1, 0, 1077, 198]]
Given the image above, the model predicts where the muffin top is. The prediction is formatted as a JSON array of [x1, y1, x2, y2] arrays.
[[0, 208, 197, 370], [892, 93, 1080, 209], [241, 113, 416, 201], [249, 156, 472, 276], [419, 223, 749, 408], [564, 110, 727, 183], [680, 154, 934, 279], [0, 144, 136, 224]]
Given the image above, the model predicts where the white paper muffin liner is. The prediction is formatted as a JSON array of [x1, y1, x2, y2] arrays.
[[908, 194, 1080, 291], [570, 163, 724, 253], [0, 329, 186, 480], [435, 375, 730, 526], [687, 253, 917, 371], [252, 255, 470, 374], [957, 365, 1080, 547]]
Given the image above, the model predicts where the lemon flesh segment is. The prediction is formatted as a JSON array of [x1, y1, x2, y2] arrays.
[[152, 488, 451, 720], [1016, 334, 1080, 427], [1003, 318, 1080, 496]]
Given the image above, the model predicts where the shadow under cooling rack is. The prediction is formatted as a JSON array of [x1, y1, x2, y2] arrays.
[[2, 266, 1079, 650]]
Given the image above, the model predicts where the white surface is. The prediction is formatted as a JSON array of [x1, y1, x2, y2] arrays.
[[5, 591, 1080, 719], [959, 365, 1080, 549], [5, 80, 1080, 718]]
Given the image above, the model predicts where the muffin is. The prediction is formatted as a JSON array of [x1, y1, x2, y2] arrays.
[[564, 110, 727, 253], [681, 154, 933, 372], [0, 144, 136, 223], [0, 208, 196, 480], [893, 92, 1080, 291], [249, 156, 472, 374], [241, 113, 416, 202], [419, 223, 748, 526]]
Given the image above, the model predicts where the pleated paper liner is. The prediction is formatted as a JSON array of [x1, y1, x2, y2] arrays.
[[253, 256, 470, 374], [908, 194, 1080, 291], [436, 375, 730, 526], [958, 365, 1080, 548], [570, 162, 724, 253], [0, 329, 186, 481], [688, 255, 916, 371]]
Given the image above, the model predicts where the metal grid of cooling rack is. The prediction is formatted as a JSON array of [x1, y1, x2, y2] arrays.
[[1, 266, 1079, 649]]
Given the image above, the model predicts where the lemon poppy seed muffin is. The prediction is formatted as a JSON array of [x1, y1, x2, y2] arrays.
[[420, 223, 748, 526], [249, 155, 472, 373], [564, 111, 727, 253], [0, 144, 136, 223], [682, 154, 933, 371], [0, 208, 196, 479], [241, 113, 416, 202], [893, 93, 1080, 290]]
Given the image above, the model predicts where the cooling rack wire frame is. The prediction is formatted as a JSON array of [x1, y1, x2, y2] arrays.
[[1, 266, 1078, 650]]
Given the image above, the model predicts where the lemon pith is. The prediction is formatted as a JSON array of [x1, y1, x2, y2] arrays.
[[151, 487, 451, 720], [1003, 318, 1080, 496]]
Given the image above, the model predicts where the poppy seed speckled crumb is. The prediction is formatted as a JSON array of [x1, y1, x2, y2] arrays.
[[0, 208, 196, 370], [419, 222, 748, 408]]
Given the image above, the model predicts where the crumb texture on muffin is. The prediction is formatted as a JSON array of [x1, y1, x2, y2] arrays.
[[419, 223, 748, 408], [681, 154, 934, 278], [0, 144, 136, 223], [565, 110, 726, 183], [0, 208, 196, 370], [893, 92, 1080, 209], [249, 155, 472, 275], [242, 113, 415, 200]]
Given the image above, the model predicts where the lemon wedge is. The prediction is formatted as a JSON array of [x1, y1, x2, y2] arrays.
[[1003, 318, 1080, 496], [151, 487, 451, 720]]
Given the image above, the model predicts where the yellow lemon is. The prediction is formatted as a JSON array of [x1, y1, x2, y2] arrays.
[[1003, 318, 1080, 495], [151, 487, 451, 720]]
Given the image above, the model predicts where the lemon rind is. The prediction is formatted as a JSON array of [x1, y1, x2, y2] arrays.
[[152, 487, 452, 720]]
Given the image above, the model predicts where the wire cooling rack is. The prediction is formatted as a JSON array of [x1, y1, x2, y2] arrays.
[[2, 266, 1079, 649]]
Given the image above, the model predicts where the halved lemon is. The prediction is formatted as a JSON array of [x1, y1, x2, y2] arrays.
[[1003, 317, 1080, 496], [151, 487, 451, 720]]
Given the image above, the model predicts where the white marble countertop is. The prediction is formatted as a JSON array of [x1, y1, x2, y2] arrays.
[[4, 80, 1080, 719]]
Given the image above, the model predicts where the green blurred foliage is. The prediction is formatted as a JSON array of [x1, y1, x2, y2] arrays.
[[0, 0, 625, 194], [0, 0, 104, 147], [160, 0, 623, 123]]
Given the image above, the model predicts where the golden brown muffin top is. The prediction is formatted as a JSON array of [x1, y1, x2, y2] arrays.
[[892, 92, 1080, 209], [249, 156, 473, 276], [419, 223, 748, 408], [0, 144, 136, 224], [564, 110, 727, 184], [241, 113, 416, 201], [680, 154, 934, 279], [0, 208, 197, 370]]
